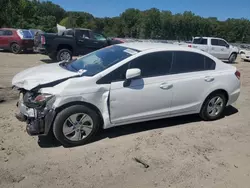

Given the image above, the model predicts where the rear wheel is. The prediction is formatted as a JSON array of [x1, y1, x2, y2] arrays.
[[200, 92, 227, 121], [53, 105, 101, 147], [10, 43, 21, 54], [56, 49, 72, 62]]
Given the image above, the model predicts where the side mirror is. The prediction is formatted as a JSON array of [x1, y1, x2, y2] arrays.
[[126, 68, 141, 80]]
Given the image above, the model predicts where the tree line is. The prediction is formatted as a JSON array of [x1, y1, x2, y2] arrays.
[[1, 0, 250, 43]]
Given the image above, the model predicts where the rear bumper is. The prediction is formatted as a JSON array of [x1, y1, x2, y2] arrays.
[[227, 88, 240, 106], [16, 100, 56, 136]]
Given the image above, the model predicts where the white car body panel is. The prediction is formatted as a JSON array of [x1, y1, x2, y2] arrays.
[[12, 43, 241, 130]]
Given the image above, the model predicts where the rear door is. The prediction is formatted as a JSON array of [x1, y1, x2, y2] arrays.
[[169, 51, 216, 115], [108, 51, 174, 124], [192, 38, 209, 52]]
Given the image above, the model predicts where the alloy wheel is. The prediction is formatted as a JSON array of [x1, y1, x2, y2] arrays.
[[63, 113, 93, 141]]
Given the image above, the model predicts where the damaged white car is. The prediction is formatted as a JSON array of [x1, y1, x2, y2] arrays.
[[12, 43, 241, 146]]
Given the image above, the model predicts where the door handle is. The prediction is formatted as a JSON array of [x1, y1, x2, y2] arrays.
[[160, 83, 173, 90], [204, 76, 214, 82]]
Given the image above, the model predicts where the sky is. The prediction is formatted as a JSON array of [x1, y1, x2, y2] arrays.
[[50, 0, 250, 20]]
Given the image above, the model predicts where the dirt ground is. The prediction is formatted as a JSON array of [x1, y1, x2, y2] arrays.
[[0, 51, 250, 188]]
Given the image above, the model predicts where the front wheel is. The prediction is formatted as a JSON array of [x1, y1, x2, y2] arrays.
[[200, 92, 227, 121], [53, 105, 101, 147], [229, 53, 237, 63], [56, 49, 72, 62]]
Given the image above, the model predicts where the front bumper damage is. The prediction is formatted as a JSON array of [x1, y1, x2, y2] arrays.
[[15, 93, 56, 136]]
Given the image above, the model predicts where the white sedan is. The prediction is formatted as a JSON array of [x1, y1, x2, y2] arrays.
[[240, 49, 250, 61], [12, 43, 241, 146]]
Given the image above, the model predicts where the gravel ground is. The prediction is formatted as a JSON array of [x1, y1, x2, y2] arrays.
[[0, 51, 250, 188]]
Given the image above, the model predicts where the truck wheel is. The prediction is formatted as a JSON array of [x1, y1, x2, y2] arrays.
[[229, 53, 237, 63], [10, 43, 22, 54], [56, 49, 72, 62], [53, 105, 101, 147]]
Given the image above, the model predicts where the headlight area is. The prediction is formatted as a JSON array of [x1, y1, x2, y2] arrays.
[[24, 92, 54, 108], [20, 92, 56, 136]]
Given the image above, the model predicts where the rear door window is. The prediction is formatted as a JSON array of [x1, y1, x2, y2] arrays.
[[171, 51, 215, 74], [193, 38, 207, 45], [0, 30, 4, 36], [5, 30, 13, 36]]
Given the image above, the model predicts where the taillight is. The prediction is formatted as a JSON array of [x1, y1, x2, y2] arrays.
[[41, 36, 46, 45], [235, 70, 241, 80], [188, 44, 192, 48]]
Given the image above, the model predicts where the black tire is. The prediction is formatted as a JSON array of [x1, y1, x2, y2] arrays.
[[228, 53, 237, 63], [10, 43, 22, 54], [53, 105, 101, 147], [56, 49, 72, 62], [200, 92, 227, 121]]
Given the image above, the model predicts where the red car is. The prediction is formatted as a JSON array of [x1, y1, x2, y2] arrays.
[[0, 28, 34, 54]]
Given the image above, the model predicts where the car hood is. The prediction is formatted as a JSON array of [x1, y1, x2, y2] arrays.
[[12, 62, 81, 90]]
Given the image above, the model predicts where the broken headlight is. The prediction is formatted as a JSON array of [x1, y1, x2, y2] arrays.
[[24, 92, 54, 108]]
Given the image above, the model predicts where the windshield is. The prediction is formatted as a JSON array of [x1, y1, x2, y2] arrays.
[[62, 45, 139, 76]]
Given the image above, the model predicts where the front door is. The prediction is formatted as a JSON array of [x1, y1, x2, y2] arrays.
[[110, 76, 173, 124], [210, 39, 230, 60], [109, 51, 174, 124]]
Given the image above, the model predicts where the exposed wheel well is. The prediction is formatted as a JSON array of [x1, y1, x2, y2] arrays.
[[10, 42, 18, 47], [55, 101, 104, 126], [202, 89, 229, 109], [57, 44, 73, 53], [230, 52, 237, 58]]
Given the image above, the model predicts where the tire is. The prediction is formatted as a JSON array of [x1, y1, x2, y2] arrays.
[[228, 53, 237, 63], [200, 92, 227, 121], [53, 105, 101, 147], [10, 43, 22, 54], [56, 49, 72, 62]]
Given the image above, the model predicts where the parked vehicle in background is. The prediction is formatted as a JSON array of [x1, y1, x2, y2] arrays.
[[34, 28, 124, 62], [239, 48, 250, 62], [12, 43, 240, 146], [0, 28, 34, 54], [182, 37, 239, 63]]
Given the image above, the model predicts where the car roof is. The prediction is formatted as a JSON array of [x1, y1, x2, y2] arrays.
[[194, 37, 224, 40], [117, 42, 203, 53], [0, 28, 17, 31]]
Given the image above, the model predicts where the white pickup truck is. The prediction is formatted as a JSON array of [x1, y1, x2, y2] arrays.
[[182, 37, 239, 63]]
